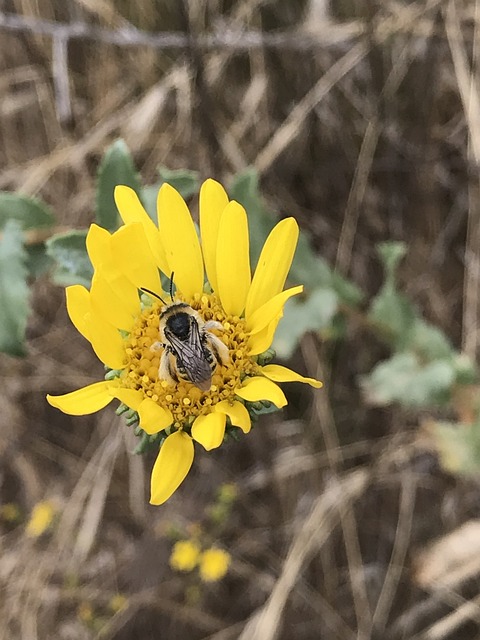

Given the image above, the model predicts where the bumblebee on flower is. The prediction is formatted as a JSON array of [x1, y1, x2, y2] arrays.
[[47, 179, 322, 505]]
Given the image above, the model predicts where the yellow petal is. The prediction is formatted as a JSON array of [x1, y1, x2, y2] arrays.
[[103, 268, 141, 317], [114, 186, 169, 274], [86, 224, 111, 270], [110, 223, 162, 294], [46, 380, 114, 415], [109, 387, 144, 410], [247, 318, 279, 356], [191, 412, 226, 450], [261, 364, 323, 388], [216, 201, 251, 316], [65, 285, 91, 341], [247, 285, 303, 335], [86, 225, 141, 315], [87, 312, 127, 370], [199, 179, 229, 293], [150, 430, 194, 505], [245, 218, 299, 318], [235, 376, 287, 408], [157, 183, 204, 298], [138, 398, 173, 435], [215, 399, 251, 434], [90, 271, 138, 332]]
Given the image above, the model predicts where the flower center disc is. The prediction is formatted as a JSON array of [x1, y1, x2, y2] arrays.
[[124, 293, 258, 427]]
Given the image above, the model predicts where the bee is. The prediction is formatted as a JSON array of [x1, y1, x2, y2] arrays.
[[141, 285, 229, 392]]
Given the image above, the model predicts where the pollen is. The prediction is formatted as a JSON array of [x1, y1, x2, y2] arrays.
[[122, 294, 259, 426]]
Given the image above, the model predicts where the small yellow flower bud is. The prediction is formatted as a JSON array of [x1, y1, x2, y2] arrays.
[[25, 500, 56, 538], [199, 548, 231, 582], [169, 540, 201, 572]]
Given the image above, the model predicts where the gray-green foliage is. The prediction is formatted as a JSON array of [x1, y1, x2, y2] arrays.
[[1, 141, 478, 481], [96, 139, 142, 231], [229, 168, 275, 267], [45, 231, 93, 288], [142, 167, 200, 221], [0, 221, 30, 356], [230, 167, 362, 360], [361, 242, 471, 409], [0, 192, 55, 279], [0, 192, 55, 230]]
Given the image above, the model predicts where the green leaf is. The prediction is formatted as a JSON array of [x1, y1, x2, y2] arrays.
[[290, 233, 333, 289], [274, 287, 338, 359], [377, 241, 407, 287], [158, 167, 200, 199], [45, 230, 93, 288], [369, 287, 416, 349], [361, 352, 455, 408], [96, 139, 141, 231], [26, 245, 54, 278], [229, 168, 275, 266], [291, 233, 363, 304], [453, 354, 477, 385], [0, 221, 30, 356], [369, 241, 415, 348], [407, 319, 454, 361], [141, 185, 160, 222], [430, 418, 480, 476], [0, 192, 55, 230], [330, 270, 364, 306]]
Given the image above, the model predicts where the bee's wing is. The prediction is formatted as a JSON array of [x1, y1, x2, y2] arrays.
[[165, 320, 212, 388]]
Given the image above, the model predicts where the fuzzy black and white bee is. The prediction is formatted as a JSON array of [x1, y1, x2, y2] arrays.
[[141, 287, 229, 392]]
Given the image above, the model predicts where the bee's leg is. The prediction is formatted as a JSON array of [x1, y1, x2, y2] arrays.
[[150, 341, 164, 352], [208, 334, 230, 366], [159, 347, 178, 385], [204, 320, 224, 332]]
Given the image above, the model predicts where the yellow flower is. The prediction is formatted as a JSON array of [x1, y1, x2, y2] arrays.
[[25, 500, 56, 537], [170, 539, 201, 572], [47, 179, 322, 505], [199, 547, 231, 582]]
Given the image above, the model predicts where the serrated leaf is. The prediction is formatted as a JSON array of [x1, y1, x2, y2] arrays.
[[0, 192, 55, 230], [96, 139, 141, 231], [158, 167, 200, 199], [274, 287, 338, 359], [361, 352, 455, 408], [229, 168, 275, 266], [45, 230, 93, 287], [0, 221, 30, 356]]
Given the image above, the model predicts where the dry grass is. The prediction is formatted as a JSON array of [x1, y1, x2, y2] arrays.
[[1, 0, 480, 638]]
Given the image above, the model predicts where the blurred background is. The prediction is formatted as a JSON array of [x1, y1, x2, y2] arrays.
[[2, 0, 480, 638]]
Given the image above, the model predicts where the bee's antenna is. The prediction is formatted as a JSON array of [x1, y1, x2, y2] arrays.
[[140, 288, 167, 305], [169, 272, 175, 301]]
